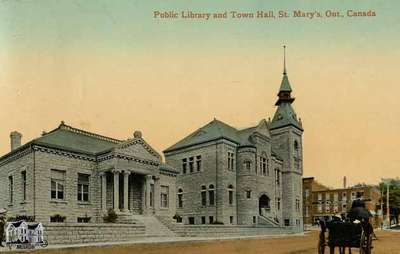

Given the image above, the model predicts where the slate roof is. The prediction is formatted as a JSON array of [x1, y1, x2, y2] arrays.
[[164, 119, 275, 153], [164, 119, 241, 153], [35, 124, 121, 155], [278, 73, 292, 93], [0, 122, 122, 161], [270, 103, 303, 131]]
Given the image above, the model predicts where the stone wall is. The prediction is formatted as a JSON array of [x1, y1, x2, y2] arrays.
[[172, 225, 302, 237], [34, 150, 100, 223], [0, 149, 34, 217], [43, 223, 145, 245]]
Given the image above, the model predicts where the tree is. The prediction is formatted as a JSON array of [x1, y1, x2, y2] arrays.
[[379, 178, 400, 225]]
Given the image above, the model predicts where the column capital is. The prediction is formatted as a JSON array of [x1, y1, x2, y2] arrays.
[[112, 168, 121, 174], [123, 170, 131, 176], [145, 174, 153, 180]]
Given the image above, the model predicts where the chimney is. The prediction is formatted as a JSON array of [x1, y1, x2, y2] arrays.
[[10, 131, 22, 151], [343, 176, 347, 189]]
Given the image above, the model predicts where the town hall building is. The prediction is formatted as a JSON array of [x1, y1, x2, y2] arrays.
[[164, 61, 304, 228]]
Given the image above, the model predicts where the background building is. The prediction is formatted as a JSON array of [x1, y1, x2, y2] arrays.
[[303, 177, 382, 227]]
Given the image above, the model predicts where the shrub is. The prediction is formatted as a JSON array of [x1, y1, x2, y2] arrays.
[[7, 215, 35, 222], [50, 214, 66, 223], [103, 209, 118, 223]]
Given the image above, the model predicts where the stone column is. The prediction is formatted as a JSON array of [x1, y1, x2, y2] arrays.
[[100, 172, 107, 213], [122, 171, 130, 212], [145, 175, 152, 214], [113, 170, 120, 212], [154, 176, 160, 213]]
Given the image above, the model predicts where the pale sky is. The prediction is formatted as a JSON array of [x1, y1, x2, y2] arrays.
[[0, 0, 399, 188]]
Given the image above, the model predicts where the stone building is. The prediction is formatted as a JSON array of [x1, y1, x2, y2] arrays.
[[0, 122, 178, 223], [303, 177, 382, 227], [164, 64, 304, 229]]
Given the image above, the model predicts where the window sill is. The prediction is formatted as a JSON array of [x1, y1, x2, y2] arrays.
[[50, 200, 68, 204], [8, 203, 13, 207], [20, 201, 28, 205], [160, 207, 169, 210], [77, 201, 91, 205]]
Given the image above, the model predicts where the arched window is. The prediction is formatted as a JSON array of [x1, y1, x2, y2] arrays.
[[177, 188, 183, 208], [208, 184, 215, 206], [201, 185, 207, 206], [228, 185, 234, 205]]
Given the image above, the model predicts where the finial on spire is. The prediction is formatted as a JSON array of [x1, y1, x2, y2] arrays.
[[283, 45, 287, 75]]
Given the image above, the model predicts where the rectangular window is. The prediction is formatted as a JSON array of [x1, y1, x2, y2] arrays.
[[21, 171, 26, 201], [161, 185, 169, 208], [209, 216, 214, 224], [296, 199, 300, 212], [182, 158, 187, 174], [228, 152, 235, 171], [209, 190, 215, 206], [246, 190, 251, 199], [334, 192, 338, 201], [201, 216, 206, 224], [253, 216, 256, 224], [305, 189, 309, 198], [317, 193, 322, 201], [318, 204, 322, 212], [284, 219, 290, 226], [230, 216, 233, 224], [277, 198, 281, 210], [51, 169, 65, 200], [77, 173, 90, 202], [261, 157, 267, 175], [305, 206, 309, 217], [8, 175, 13, 204], [196, 155, 202, 171], [201, 191, 207, 206], [229, 190, 234, 205], [275, 169, 280, 185], [188, 217, 195, 225], [189, 157, 194, 173]]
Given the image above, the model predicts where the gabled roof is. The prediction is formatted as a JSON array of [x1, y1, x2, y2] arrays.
[[164, 119, 240, 153], [164, 118, 275, 153]]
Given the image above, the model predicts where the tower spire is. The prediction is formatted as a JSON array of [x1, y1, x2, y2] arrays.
[[283, 45, 287, 75]]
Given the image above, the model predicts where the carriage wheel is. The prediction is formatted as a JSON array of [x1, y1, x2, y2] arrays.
[[317, 232, 325, 254], [365, 234, 373, 254]]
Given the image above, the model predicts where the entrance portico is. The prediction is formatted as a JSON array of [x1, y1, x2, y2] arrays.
[[100, 169, 160, 215]]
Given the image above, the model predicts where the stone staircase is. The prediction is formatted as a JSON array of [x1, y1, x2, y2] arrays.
[[116, 213, 138, 224], [258, 215, 280, 227], [132, 215, 176, 237]]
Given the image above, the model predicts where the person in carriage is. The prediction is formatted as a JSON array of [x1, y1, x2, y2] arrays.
[[318, 199, 375, 254]]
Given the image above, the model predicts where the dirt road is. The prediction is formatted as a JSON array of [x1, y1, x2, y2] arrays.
[[10, 230, 400, 254]]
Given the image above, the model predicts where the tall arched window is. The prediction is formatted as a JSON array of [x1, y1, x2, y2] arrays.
[[208, 184, 215, 206], [228, 184, 234, 205], [177, 188, 183, 208]]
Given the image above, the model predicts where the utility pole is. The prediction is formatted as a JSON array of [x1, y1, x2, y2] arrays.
[[387, 182, 390, 228], [382, 178, 391, 229]]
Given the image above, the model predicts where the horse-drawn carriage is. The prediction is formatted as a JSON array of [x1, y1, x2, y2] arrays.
[[318, 218, 373, 254]]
